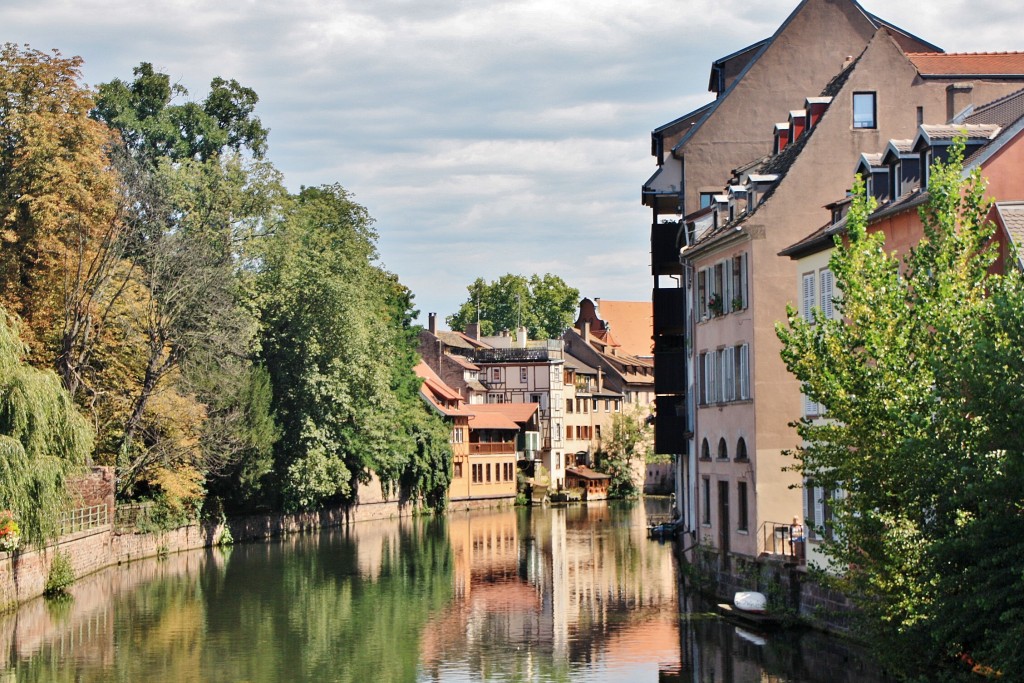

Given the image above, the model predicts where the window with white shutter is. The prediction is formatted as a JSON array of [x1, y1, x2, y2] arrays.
[[820, 268, 835, 320], [801, 272, 816, 322], [723, 347, 735, 401], [697, 269, 707, 320], [707, 352, 717, 404], [813, 486, 826, 540], [738, 344, 749, 399], [721, 260, 733, 314], [698, 353, 707, 405]]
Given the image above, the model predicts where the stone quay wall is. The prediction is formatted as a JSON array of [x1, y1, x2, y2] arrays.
[[0, 472, 415, 613]]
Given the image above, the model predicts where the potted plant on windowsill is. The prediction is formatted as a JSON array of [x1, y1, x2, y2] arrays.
[[732, 296, 744, 312], [708, 293, 724, 317]]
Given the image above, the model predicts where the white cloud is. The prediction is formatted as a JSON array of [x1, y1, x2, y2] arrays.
[[3, 0, 1024, 321]]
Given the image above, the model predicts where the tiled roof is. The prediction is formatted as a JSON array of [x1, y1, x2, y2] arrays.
[[468, 403, 538, 425], [436, 330, 490, 350], [995, 202, 1024, 269], [859, 153, 884, 167], [449, 354, 479, 371], [965, 87, 1024, 126], [563, 354, 598, 374], [464, 410, 520, 431], [918, 123, 1000, 143], [907, 52, 1024, 77], [566, 465, 611, 481]]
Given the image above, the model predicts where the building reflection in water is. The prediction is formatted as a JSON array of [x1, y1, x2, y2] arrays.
[[419, 503, 682, 681], [0, 502, 887, 682]]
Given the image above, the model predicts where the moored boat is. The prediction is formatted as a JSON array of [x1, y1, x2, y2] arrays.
[[733, 591, 767, 614]]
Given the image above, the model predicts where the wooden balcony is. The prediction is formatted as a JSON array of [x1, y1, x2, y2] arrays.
[[654, 395, 688, 455], [469, 442, 516, 456], [654, 343, 687, 395], [651, 222, 684, 276], [653, 287, 687, 337]]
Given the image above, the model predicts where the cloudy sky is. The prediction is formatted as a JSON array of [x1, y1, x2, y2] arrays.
[[3, 1, 1023, 323]]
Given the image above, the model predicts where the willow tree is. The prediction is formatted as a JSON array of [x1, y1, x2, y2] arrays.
[[0, 307, 92, 545], [777, 142, 1024, 677]]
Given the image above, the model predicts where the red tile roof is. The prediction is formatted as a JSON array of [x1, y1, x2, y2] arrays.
[[593, 300, 653, 357], [908, 52, 1024, 77], [466, 402, 539, 425]]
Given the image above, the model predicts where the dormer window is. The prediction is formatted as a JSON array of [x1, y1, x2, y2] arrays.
[[853, 92, 877, 129]]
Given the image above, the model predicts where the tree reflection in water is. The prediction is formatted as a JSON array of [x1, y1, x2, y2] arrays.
[[2, 501, 887, 682]]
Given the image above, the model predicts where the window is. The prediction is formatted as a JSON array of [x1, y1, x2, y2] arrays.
[[452, 427, 464, 444], [491, 368, 500, 381], [530, 393, 542, 406], [520, 367, 528, 383], [803, 384, 824, 418], [486, 463, 491, 483], [819, 268, 835, 320], [472, 464, 483, 483], [736, 344, 749, 400], [700, 191, 716, 209], [595, 425, 601, 440], [581, 400, 588, 413], [697, 269, 707, 319], [700, 438, 711, 461], [702, 477, 712, 525], [731, 254, 748, 311], [721, 347, 735, 402], [454, 461, 463, 478], [801, 272, 816, 322], [566, 398, 574, 413], [853, 92, 876, 129], [717, 438, 728, 460], [704, 352, 717, 404], [737, 481, 749, 531], [736, 437, 748, 461]]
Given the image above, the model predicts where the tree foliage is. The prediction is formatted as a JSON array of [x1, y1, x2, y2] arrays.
[[446, 273, 579, 340], [596, 406, 652, 499], [258, 186, 451, 512], [777, 141, 1024, 678], [0, 306, 92, 545]]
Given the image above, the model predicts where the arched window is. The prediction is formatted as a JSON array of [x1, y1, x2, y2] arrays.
[[717, 438, 729, 460], [700, 438, 711, 461], [736, 437, 748, 461]]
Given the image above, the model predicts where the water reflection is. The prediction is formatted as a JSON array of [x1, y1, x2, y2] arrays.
[[0, 501, 884, 682]]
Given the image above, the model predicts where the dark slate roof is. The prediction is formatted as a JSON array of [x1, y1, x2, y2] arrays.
[[965, 87, 1024, 126], [995, 202, 1024, 270]]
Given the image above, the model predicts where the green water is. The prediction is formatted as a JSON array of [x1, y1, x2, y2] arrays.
[[1, 501, 881, 682]]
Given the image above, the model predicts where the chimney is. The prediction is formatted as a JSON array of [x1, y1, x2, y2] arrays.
[[947, 82, 974, 121], [582, 320, 591, 340], [428, 312, 437, 334], [517, 326, 528, 348], [465, 322, 479, 340], [597, 368, 604, 393], [842, 55, 854, 70]]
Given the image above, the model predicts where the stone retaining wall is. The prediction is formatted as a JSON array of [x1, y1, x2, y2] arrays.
[[0, 472, 414, 613]]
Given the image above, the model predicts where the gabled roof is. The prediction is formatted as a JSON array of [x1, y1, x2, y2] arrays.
[[448, 354, 480, 371], [907, 52, 1024, 78], [414, 362, 464, 416], [671, 0, 936, 155], [881, 139, 916, 165]]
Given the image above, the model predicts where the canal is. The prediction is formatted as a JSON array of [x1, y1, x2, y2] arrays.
[[2, 501, 882, 682]]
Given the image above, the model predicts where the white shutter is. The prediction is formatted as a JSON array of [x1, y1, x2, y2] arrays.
[[741, 344, 749, 397], [820, 269, 835, 320], [740, 253, 749, 309], [722, 260, 733, 313], [802, 481, 811, 530], [707, 352, 717, 404], [699, 353, 707, 405], [803, 392, 815, 418], [813, 486, 826, 540], [723, 347, 735, 401], [801, 273, 816, 322]]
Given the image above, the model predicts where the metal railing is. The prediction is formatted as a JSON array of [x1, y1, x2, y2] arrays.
[[115, 502, 156, 531], [60, 504, 110, 535], [758, 520, 804, 564]]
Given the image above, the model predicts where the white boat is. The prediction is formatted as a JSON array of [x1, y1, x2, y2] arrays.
[[733, 591, 767, 614]]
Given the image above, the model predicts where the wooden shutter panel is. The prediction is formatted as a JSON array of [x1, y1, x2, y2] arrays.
[[820, 268, 835, 320], [802, 273, 816, 322]]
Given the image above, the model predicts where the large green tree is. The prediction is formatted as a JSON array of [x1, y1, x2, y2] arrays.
[[777, 142, 1024, 679], [446, 273, 579, 340], [595, 406, 652, 499], [258, 185, 451, 512]]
